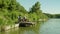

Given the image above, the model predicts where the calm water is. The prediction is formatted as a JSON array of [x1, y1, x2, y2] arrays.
[[0, 19, 60, 34]]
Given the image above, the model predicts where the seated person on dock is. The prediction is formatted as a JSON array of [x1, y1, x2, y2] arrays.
[[22, 16, 27, 22], [18, 15, 22, 22]]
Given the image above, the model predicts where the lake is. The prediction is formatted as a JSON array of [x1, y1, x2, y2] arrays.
[[0, 19, 60, 34]]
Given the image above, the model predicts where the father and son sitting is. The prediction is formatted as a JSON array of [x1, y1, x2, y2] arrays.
[[18, 16, 29, 22]]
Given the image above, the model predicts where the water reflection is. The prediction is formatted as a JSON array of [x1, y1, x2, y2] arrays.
[[1, 19, 60, 34], [39, 19, 60, 34], [0, 22, 42, 34]]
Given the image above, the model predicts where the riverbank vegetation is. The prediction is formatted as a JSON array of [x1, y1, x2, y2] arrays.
[[0, 0, 48, 27]]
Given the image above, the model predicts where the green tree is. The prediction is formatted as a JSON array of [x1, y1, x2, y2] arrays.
[[28, 1, 48, 21], [0, 0, 27, 25], [29, 1, 42, 13]]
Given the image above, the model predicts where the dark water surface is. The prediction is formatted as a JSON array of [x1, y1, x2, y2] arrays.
[[0, 19, 60, 34]]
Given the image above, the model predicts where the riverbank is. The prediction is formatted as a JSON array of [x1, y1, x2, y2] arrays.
[[0, 21, 43, 34], [0, 18, 48, 31], [0, 22, 35, 31], [0, 24, 19, 31]]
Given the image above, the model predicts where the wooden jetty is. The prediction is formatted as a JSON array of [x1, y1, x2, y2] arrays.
[[19, 22, 35, 27]]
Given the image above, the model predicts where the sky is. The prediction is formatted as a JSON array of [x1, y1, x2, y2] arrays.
[[17, 0, 60, 14]]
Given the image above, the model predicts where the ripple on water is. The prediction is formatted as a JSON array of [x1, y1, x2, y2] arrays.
[[40, 19, 60, 34]]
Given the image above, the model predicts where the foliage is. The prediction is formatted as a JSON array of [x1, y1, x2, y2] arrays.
[[0, 0, 48, 26], [29, 1, 48, 21], [0, 0, 27, 26]]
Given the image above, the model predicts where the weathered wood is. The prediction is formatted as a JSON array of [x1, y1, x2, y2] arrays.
[[19, 22, 35, 27]]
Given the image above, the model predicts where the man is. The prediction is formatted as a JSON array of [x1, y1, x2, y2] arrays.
[[18, 15, 21, 22], [23, 16, 27, 22]]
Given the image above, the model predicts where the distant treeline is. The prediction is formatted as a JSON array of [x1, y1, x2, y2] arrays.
[[43, 13, 60, 18]]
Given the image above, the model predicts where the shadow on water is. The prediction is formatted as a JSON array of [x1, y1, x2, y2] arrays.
[[0, 22, 44, 34]]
